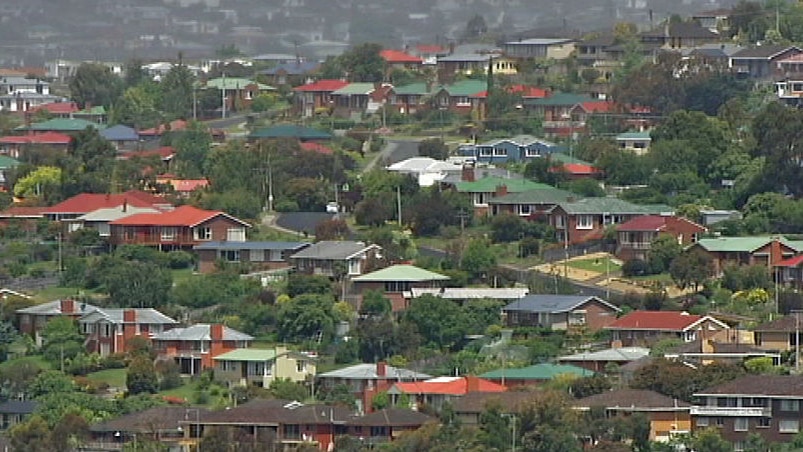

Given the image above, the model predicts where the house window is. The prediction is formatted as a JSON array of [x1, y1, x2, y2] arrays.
[[479, 148, 492, 157], [370, 426, 389, 437], [525, 148, 541, 157], [297, 360, 306, 373], [247, 362, 265, 376], [715, 417, 725, 427], [554, 216, 565, 228], [493, 148, 507, 157], [227, 228, 246, 242], [473, 193, 487, 206], [734, 418, 748, 432], [568, 310, 587, 325], [348, 258, 360, 275], [194, 227, 212, 241], [696, 417, 709, 427], [249, 249, 265, 262], [218, 361, 236, 372], [576, 215, 593, 230], [757, 417, 771, 428], [161, 227, 177, 241], [269, 250, 283, 262], [780, 420, 800, 433], [283, 424, 300, 439], [222, 250, 240, 262], [455, 96, 470, 105], [518, 205, 532, 216], [781, 400, 800, 412]]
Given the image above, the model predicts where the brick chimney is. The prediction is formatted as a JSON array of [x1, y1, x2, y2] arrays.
[[461, 165, 475, 182], [466, 375, 481, 393], [494, 185, 508, 198], [376, 361, 387, 378], [210, 324, 224, 341], [60, 299, 75, 314], [123, 309, 136, 323]]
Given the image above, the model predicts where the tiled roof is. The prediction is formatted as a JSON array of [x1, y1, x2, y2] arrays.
[[352, 265, 449, 282], [695, 375, 803, 397], [0, 131, 73, 144], [317, 363, 430, 380], [159, 178, 209, 192], [575, 389, 690, 410], [616, 215, 705, 233], [30, 102, 78, 115], [416, 44, 447, 54], [299, 141, 334, 154], [138, 120, 187, 136], [641, 22, 718, 39], [260, 61, 320, 76], [194, 241, 309, 251], [203, 77, 273, 91], [553, 162, 600, 175], [346, 409, 432, 427], [196, 399, 351, 425], [503, 295, 619, 314], [249, 124, 332, 140], [605, 311, 724, 332], [0, 206, 48, 218], [152, 324, 253, 342], [580, 101, 614, 113], [292, 79, 349, 92], [100, 124, 139, 141], [290, 241, 376, 260], [524, 92, 595, 107], [390, 376, 506, 396], [109, 205, 250, 228], [558, 346, 650, 362], [481, 363, 593, 380], [555, 197, 670, 215], [731, 45, 801, 59], [118, 146, 176, 161], [91, 406, 210, 433], [775, 255, 803, 268], [213, 348, 278, 362], [455, 177, 550, 193], [0, 400, 37, 415], [754, 315, 800, 333], [78, 308, 178, 325], [380, 49, 423, 64], [44, 191, 169, 215]]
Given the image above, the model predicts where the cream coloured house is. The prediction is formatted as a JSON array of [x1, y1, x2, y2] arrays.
[[213, 347, 316, 388]]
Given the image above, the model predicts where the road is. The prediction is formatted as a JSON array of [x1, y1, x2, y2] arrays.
[[363, 138, 421, 172], [204, 113, 249, 130]]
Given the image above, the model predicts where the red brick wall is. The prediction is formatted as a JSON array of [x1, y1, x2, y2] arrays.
[[584, 300, 619, 332]]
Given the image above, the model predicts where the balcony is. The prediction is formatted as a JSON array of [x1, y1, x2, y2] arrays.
[[619, 242, 652, 250], [691, 406, 771, 417]]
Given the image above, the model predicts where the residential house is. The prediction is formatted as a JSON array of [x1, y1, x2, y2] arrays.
[[331, 83, 375, 118], [386, 82, 430, 115], [293, 79, 350, 117], [605, 311, 729, 347], [480, 363, 593, 388], [487, 186, 578, 219], [639, 22, 719, 50], [616, 131, 652, 155], [386, 157, 462, 187], [412, 44, 449, 65], [0, 401, 36, 431], [43, 191, 170, 221], [138, 119, 188, 141], [0, 76, 61, 112], [387, 376, 506, 411], [351, 264, 449, 312], [17, 299, 100, 345], [0, 154, 19, 190], [346, 409, 432, 447], [78, 308, 178, 356], [289, 240, 382, 278], [686, 43, 743, 68], [17, 118, 104, 133], [557, 346, 651, 372], [548, 153, 604, 180], [117, 146, 176, 172], [152, 323, 253, 375], [409, 287, 529, 305], [437, 51, 491, 77], [194, 241, 310, 274], [455, 177, 554, 217], [27, 101, 79, 120], [154, 175, 208, 197], [452, 392, 527, 425], [469, 84, 547, 120], [0, 132, 72, 158], [692, 8, 732, 33], [774, 254, 803, 290], [523, 93, 596, 137], [615, 214, 707, 261], [689, 236, 798, 276], [380, 49, 424, 72], [0, 206, 47, 233], [456, 135, 560, 164], [89, 406, 208, 451], [431, 79, 487, 115], [503, 38, 576, 59], [501, 294, 621, 332], [316, 362, 431, 414], [700, 209, 742, 227], [548, 197, 671, 245], [248, 124, 333, 141], [202, 77, 275, 111], [213, 347, 317, 388], [692, 375, 803, 448], [100, 124, 139, 149], [774, 53, 803, 79], [576, 34, 618, 81], [574, 389, 691, 442], [259, 61, 320, 86], [299, 141, 334, 155], [72, 105, 107, 124], [108, 205, 251, 250], [65, 205, 160, 238], [664, 337, 780, 367], [729, 45, 803, 78], [753, 315, 803, 353]]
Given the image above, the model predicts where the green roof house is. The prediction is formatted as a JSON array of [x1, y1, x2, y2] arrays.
[[488, 187, 579, 218], [456, 177, 554, 217], [480, 363, 593, 387], [615, 131, 652, 155], [203, 77, 275, 112], [212, 346, 316, 388], [331, 83, 376, 118], [691, 236, 797, 276], [17, 118, 105, 133], [351, 264, 449, 312]]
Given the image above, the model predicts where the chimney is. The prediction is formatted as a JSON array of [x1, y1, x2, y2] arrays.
[[210, 324, 224, 341], [376, 361, 387, 378], [60, 299, 75, 314], [449, 42, 455, 55], [461, 165, 475, 182], [494, 185, 508, 197], [466, 375, 481, 393], [122, 199, 128, 213], [123, 309, 136, 323]]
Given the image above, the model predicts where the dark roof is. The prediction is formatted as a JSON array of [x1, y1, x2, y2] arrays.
[[193, 241, 310, 251], [91, 406, 210, 433], [502, 295, 619, 314], [579, 34, 616, 47], [260, 61, 320, 76], [575, 389, 690, 410], [667, 338, 765, 355], [248, 125, 332, 140], [100, 124, 139, 141], [754, 315, 798, 333], [290, 241, 376, 260], [696, 375, 803, 397], [0, 400, 36, 415], [196, 399, 352, 425], [641, 22, 718, 39], [451, 391, 529, 414], [731, 45, 802, 60], [346, 409, 432, 427]]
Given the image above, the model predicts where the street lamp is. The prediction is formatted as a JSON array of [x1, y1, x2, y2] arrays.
[[501, 413, 517, 452]]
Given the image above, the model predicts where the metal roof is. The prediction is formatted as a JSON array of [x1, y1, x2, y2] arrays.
[[290, 241, 377, 260], [78, 308, 177, 325], [317, 363, 431, 380], [17, 299, 100, 315], [213, 348, 278, 362], [502, 294, 620, 314], [558, 346, 650, 362], [352, 265, 449, 282], [194, 241, 310, 251], [152, 324, 253, 342], [481, 363, 592, 380], [410, 287, 528, 300], [74, 206, 159, 222]]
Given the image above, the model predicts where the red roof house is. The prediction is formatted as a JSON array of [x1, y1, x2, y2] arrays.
[[155, 175, 209, 196], [605, 311, 729, 347], [387, 376, 506, 411], [380, 49, 424, 66], [0, 132, 72, 158], [616, 215, 707, 261], [108, 205, 250, 249], [138, 120, 188, 138], [44, 191, 172, 220], [29, 102, 80, 116], [293, 79, 350, 117]]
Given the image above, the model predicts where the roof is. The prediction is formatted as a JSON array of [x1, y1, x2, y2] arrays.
[[78, 308, 178, 325], [0, 206, 48, 218], [0, 400, 36, 415], [17, 299, 100, 316], [695, 375, 803, 397], [455, 177, 551, 193], [74, 206, 159, 222], [731, 45, 802, 60], [616, 215, 706, 233], [352, 265, 449, 282], [558, 346, 651, 362], [416, 44, 447, 54], [775, 255, 803, 268], [249, 124, 332, 140], [441, 80, 487, 97], [44, 191, 169, 215], [505, 38, 575, 46], [605, 311, 728, 332], [0, 155, 20, 168], [109, 205, 250, 228], [138, 120, 187, 136], [299, 141, 334, 155], [118, 146, 176, 161], [391, 83, 429, 96], [100, 124, 139, 141], [194, 241, 309, 251], [292, 79, 350, 92], [641, 22, 718, 39], [260, 61, 320, 76], [152, 324, 253, 342], [616, 131, 652, 140], [575, 389, 690, 410], [438, 53, 491, 63], [389, 376, 506, 396], [203, 77, 273, 91], [754, 315, 801, 333], [451, 392, 528, 413], [31, 101, 78, 115], [380, 49, 423, 64], [0, 131, 73, 145], [481, 363, 593, 380], [410, 287, 529, 300], [317, 363, 431, 380], [555, 197, 670, 215], [19, 118, 103, 132], [524, 92, 595, 107], [387, 157, 461, 174], [196, 399, 352, 425], [553, 162, 601, 175], [347, 409, 432, 427], [332, 83, 376, 96], [502, 295, 620, 314], [290, 240, 377, 260], [91, 406, 210, 434], [693, 236, 786, 253], [213, 348, 278, 362]]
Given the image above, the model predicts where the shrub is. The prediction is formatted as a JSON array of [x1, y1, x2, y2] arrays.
[[166, 251, 195, 269], [274, 200, 299, 212], [622, 259, 649, 277]]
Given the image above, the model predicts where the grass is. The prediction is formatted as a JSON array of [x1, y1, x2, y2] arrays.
[[32, 286, 85, 302], [0, 355, 51, 372], [85, 368, 127, 388], [566, 257, 622, 274], [171, 268, 196, 285], [630, 273, 674, 283]]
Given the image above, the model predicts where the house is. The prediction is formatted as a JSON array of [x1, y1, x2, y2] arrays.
[[729, 45, 803, 78], [299, 141, 334, 155], [692, 375, 803, 448], [692, 8, 732, 33], [773, 254, 803, 291], [89, 406, 209, 451], [663, 337, 780, 367], [331, 83, 375, 118], [351, 265, 449, 312], [213, 347, 317, 388], [456, 135, 560, 164], [289, 241, 382, 278], [615, 215, 707, 261], [480, 363, 593, 388], [487, 186, 578, 219], [0, 400, 36, 430], [152, 323, 253, 375], [574, 389, 691, 443], [431, 80, 487, 114], [523, 93, 596, 136], [0, 206, 47, 234], [293, 79, 350, 117], [469, 85, 548, 120], [686, 43, 744, 68], [43, 190, 170, 221], [557, 346, 651, 372], [202, 77, 275, 111], [502, 38, 576, 59], [138, 119, 188, 140], [380, 49, 423, 71], [548, 197, 672, 245], [616, 131, 652, 155], [753, 315, 803, 353], [64, 205, 160, 238], [409, 287, 529, 305], [576, 34, 618, 79], [17, 118, 104, 133], [248, 124, 333, 141], [386, 82, 430, 115], [259, 61, 320, 86], [700, 209, 742, 227], [0, 131, 72, 158], [689, 236, 798, 276], [501, 294, 621, 332], [387, 376, 506, 411], [548, 156, 603, 180], [605, 311, 729, 347], [17, 299, 100, 345], [316, 362, 431, 413], [346, 408, 432, 446], [108, 205, 251, 250], [437, 51, 491, 77], [639, 22, 719, 50], [100, 124, 139, 149], [412, 44, 449, 64], [454, 177, 553, 217], [386, 157, 462, 187], [0, 77, 60, 112], [451, 392, 527, 425], [78, 308, 178, 357], [193, 241, 310, 274]]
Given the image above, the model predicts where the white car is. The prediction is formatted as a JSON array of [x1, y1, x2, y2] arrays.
[[326, 202, 339, 213]]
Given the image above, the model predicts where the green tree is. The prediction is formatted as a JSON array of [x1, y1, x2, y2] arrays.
[[27, 370, 75, 398], [647, 235, 683, 274], [69, 63, 124, 108], [402, 294, 467, 350], [101, 259, 172, 308], [277, 294, 335, 344], [269, 378, 308, 401], [669, 249, 714, 292], [418, 138, 449, 160], [62, 128, 118, 198], [40, 318, 84, 370], [126, 355, 158, 395], [338, 43, 384, 82], [8, 415, 53, 452], [159, 61, 195, 119], [13, 166, 61, 199], [461, 238, 497, 279], [691, 427, 731, 452], [359, 290, 391, 316], [464, 14, 488, 39], [753, 102, 803, 197], [123, 59, 150, 88], [171, 121, 212, 178]]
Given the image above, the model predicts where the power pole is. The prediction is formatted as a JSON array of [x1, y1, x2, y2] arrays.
[[396, 185, 402, 226], [221, 72, 226, 119]]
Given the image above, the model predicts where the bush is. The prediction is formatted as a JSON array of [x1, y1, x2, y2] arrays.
[[622, 259, 650, 277], [274, 199, 299, 212], [167, 251, 195, 269], [28, 267, 46, 278], [5, 262, 26, 278]]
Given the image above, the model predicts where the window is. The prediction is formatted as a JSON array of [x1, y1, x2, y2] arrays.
[[576, 215, 593, 230], [283, 424, 300, 439], [479, 148, 492, 157], [554, 216, 565, 228], [227, 228, 246, 242], [757, 417, 771, 428], [222, 250, 240, 262], [247, 362, 265, 376], [493, 148, 507, 157], [715, 417, 725, 427], [781, 400, 800, 412], [297, 360, 307, 373], [348, 258, 360, 275], [780, 419, 800, 433], [218, 361, 236, 372], [518, 205, 532, 216], [193, 227, 212, 241], [734, 441, 745, 452], [473, 193, 487, 206], [249, 249, 265, 262], [568, 310, 586, 325], [269, 250, 283, 262], [525, 148, 541, 157], [734, 418, 748, 432], [696, 417, 709, 427], [161, 227, 177, 241]]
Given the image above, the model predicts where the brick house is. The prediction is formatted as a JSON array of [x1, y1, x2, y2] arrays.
[[108, 205, 250, 251], [193, 241, 310, 274], [0, 131, 72, 158], [17, 299, 100, 346], [346, 408, 432, 447], [616, 214, 707, 261], [202, 77, 275, 111], [292, 79, 349, 117], [454, 177, 551, 217], [352, 264, 449, 312], [689, 236, 799, 276], [548, 198, 672, 245], [152, 324, 253, 375], [388, 376, 506, 412], [605, 311, 729, 347], [78, 308, 178, 357], [289, 241, 382, 279], [501, 294, 620, 332], [730, 45, 803, 78], [752, 315, 803, 353], [380, 49, 424, 71], [43, 190, 171, 221], [316, 363, 431, 414]]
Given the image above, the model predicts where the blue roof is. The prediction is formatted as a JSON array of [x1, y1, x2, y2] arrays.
[[502, 295, 620, 313], [260, 61, 320, 76], [101, 124, 139, 141], [193, 241, 310, 251]]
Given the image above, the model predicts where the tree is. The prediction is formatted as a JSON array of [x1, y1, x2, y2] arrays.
[[491, 214, 527, 243], [8, 415, 53, 452], [69, 63, 124, 108], [159, 61, 195, 120], [40, 318, 84, 370], [464, 14, 488, 39], [315, 219, 349, 241], [753, 102, 803, 197], [669, 249, 713, 291], [418, 139, 449, 160], [277, 294, 335, 344], [49, 412, 90, 451], [461, 238, 497, 280], [171, 121, 212, 178], [13, 166, 61, 199], [402, 294, 467, 350], [111, 82, 162, 129], [101, 259, 172, 308], [359, 290, 391, 316], [62, 128, 118, 198], [126, 355, 158, 395], [123, 59, 150, 88], [337, 43, 384, 83], [28, 370, 75, 398], [269, 378, 308, 401], [647, 235, 682, 274], [691, 428, 731, 452]]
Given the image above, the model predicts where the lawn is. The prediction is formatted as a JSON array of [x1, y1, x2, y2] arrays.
[[85, 368, 127, 389], [630, 272, 674, 283], [32, 286, 86, 302], [566, 256, 621, 274], [171, 268, 196, 285]]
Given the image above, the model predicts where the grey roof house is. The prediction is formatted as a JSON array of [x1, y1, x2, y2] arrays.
[[78, 307, 178, 356], [502, 294, 620, 332], [289, 240, 382, 278], [193, 240, 310, 274]]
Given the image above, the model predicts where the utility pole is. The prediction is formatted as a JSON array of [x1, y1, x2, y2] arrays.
[[396, 185, 402, 226], [221, 72, 226, 119]]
